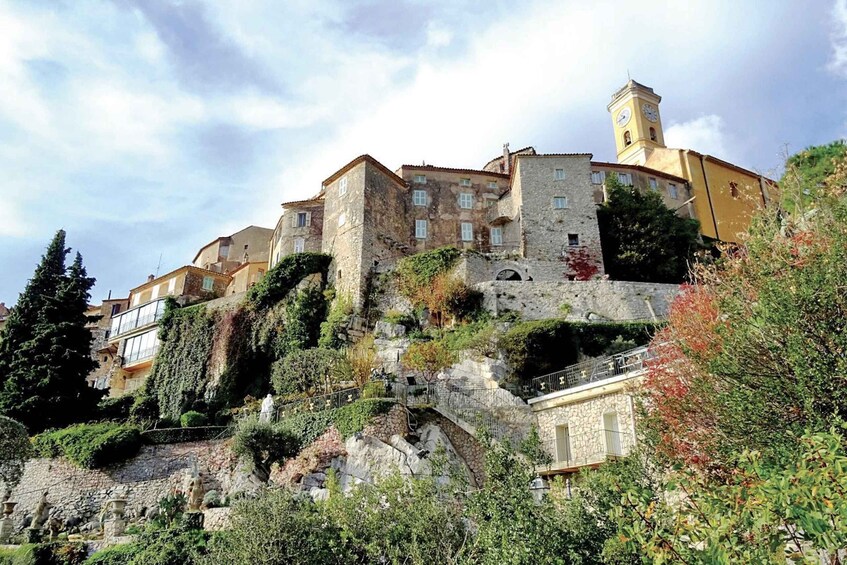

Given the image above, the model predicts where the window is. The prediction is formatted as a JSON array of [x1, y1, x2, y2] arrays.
[[553, 196, 569, 209], [338, 213, 346, 227], [339, 176, 348, 196], [554, 168, 566, 180], [487, 181, 498, 189], [167, 277, 176, 294], [555, 424, 572, 463], [202, 276, 214, 291], [459, 193, 473, 209], [294, 238, 305, 253], [460, 222, 473, 241], [591, 171, 605, 184], [490, 227, 502, 246], [604, 412, 622, 456], [618, 173, 633, 186], [132, 294, 140, 307], [568, 233, 580, 247], [413, 190, 427, 206], [296, 212, 308, 227], [123, 329, 160, 364], [668, 184, 679, 199], [623, 130, 632, 146], [110, 303, 121, 317], [413, 174, 427, 184], [649, 127, 657, 142], [649, 177, 658, 191], [415, 219, 427, 239], [150, 284, 160, 300], [730, 181, 739, 198], [459, 178, 471, 187]]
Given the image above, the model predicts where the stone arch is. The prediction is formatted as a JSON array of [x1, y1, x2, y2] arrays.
[[495, 268, 522, 281]]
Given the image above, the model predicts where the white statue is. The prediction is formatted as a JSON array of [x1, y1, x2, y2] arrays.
[[259, 394, 274, 422]]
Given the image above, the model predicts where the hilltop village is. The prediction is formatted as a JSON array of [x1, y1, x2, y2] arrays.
[[7, 79, 828, 563]]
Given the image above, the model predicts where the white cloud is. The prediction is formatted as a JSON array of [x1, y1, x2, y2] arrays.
[[426, 23, 453, 48], [664, 115, 729, 159], [829, 0, 847, 76]]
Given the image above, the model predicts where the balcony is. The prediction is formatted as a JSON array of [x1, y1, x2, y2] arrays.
[[486, 195, 514, 225], [541, 428, 634, 474], [109, 298, 167, 340], [123, 344, 159, 367], [530, 345, 652, 397]]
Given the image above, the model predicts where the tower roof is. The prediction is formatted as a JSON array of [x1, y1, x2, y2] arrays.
[[607, 79, 661, 111]]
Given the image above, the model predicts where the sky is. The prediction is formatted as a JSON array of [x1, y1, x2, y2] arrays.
[[0, 0, 845, 304]]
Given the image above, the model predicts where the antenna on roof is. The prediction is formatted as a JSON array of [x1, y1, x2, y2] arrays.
[[155, 252, 162, 278], [627, 69, 631, 81]]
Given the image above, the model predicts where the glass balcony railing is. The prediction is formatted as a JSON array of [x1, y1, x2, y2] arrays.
[[124, 344, 159, 365], [110, 298, 167, 340]]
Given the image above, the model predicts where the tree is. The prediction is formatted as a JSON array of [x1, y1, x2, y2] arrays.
[[271, 348, 347, 397], [401, 340, 456, 390], [0, 416, 31, 490], [0, 230, 99, 432], [596, 173, 702, 283], [783, 140, 847, 205]]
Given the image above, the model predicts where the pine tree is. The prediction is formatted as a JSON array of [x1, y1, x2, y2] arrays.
[[0, 231, 100, 431]]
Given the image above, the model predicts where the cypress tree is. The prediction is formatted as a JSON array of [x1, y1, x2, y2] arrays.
[[0, 231, 100, 431]]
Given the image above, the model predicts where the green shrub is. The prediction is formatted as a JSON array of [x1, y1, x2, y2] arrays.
[[31, 423, 141, 469], [318, 293, 353, 349], [0, 543, 86, 565], [361, 381, 386, 399], [179, 411, 208, 428], [141, 426, 231, 445], [232, 418, 299, 478], [382, 310, 418, 332], [97, 395, 135, 421], [202, 490, 222, 508], [271, 348, 348, 397], [84, 543, 140, 565], [247, 252, 332, 309], [500, 320, 659, 382], [440, 320, 498, 358], [395, 246, 461, 294]]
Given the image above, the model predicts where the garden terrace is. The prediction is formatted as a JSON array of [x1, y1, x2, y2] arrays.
[[529, 344, 652, 397]]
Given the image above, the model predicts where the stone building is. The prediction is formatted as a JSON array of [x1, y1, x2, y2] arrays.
[[259, 79, 776, 307], [104, 266, 231, 396], [85, 297, 130, 390], [193, 225, 273, 274]]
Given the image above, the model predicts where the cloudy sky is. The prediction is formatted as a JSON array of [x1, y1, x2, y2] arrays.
[[0, 0, 845, 304]]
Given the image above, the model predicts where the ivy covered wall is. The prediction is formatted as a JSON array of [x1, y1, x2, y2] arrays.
[[134, 253, 332, 422]]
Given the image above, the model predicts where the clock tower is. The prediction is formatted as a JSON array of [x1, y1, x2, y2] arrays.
[[607, 80, 665, 166]]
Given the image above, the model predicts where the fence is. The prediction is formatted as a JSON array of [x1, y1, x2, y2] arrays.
[[530, 345, 652, 396], [272, 387, 361, 421]]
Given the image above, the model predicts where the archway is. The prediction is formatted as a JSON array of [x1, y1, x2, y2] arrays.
[[495, 269, 522, 281]]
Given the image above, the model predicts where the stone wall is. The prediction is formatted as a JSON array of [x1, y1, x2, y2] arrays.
[[476, 280, 679, 321], [6, 439, 255, 532], [514, 155, 604, 276]]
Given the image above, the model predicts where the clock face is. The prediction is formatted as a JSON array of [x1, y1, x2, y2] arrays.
[[642, 103, 659, 123], [616, 107, 631, 128]]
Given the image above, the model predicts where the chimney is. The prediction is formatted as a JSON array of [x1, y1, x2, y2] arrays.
[[147, 274, 155, 282], [502, 143, 510, 175]]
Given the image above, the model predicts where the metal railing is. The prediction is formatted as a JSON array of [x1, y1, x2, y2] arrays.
[[542, 428, 633, 470], [530, 345, 652, 396], [395, 381, 534, 446], [273, 387, 361, 421]]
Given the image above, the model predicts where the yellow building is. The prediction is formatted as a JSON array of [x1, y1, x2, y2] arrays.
[[608, 80, 776, 243], [226, 261, 268, 295]]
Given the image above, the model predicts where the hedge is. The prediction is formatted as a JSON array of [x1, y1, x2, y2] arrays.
[[180, 411, 208, 428], [141, 426, 232, 445], [500, 320, 658, 382], [31, 423, 142, 469], [83, 543, 140, 565]]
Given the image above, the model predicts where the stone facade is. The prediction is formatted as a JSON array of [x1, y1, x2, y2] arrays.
[[5, 439, 257, 533], [475, 280, 679, 321], [530, 375, 642, 474], [85, 298, 129, 390], [193, 225, 274, 274], [269, 197, 325, 268]]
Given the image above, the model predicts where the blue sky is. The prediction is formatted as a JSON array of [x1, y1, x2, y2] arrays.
[[0, 0, 845, 304]]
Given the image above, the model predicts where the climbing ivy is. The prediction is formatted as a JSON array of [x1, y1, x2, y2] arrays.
[[246, 252, 332, 309], [395, 246, 461, 296], [138, 254, 333, 422]]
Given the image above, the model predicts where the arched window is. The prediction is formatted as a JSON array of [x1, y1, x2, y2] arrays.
[[649, 127, 657, 142], [730, 181, 739, 198], [623, 131, 632, 146]]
